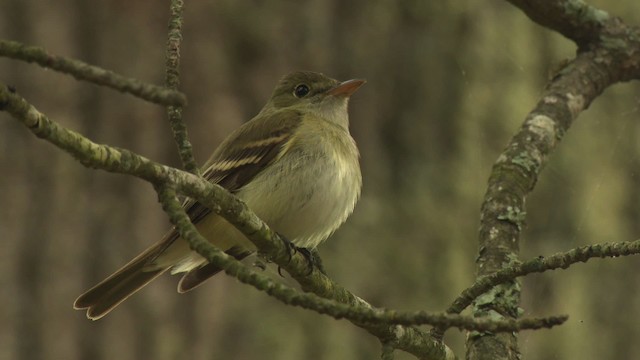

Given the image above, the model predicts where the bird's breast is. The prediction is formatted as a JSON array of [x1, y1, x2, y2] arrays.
[[238, 128, 361, 248]]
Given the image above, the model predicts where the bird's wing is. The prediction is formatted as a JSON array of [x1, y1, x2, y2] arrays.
[[153, 109, 303, 258], [185, 109, 303, 224]]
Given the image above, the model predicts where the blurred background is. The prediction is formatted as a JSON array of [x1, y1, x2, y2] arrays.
[[1, 1, 640, 359]]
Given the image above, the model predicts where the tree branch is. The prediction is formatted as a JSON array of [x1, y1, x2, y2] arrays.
[[157, 184, 567, 332], [164, 0, 198, 174], [506, 0, 610, 45], [443, 239, 640, 320], [468, 1, 640, 358], [0, 40, 187, 106], [0, 84, 456, 360]]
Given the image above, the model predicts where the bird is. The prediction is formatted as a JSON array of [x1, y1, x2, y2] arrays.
[[74, 71, 365, 320]]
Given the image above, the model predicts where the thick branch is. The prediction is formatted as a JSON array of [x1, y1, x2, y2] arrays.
[[470, 47, 606, 360], [507, 1, 640, 80], [469, 1, 640, 358], [506, 0, 609, 45]]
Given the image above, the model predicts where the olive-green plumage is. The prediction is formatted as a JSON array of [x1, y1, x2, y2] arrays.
[[74, 71, 365, 320]]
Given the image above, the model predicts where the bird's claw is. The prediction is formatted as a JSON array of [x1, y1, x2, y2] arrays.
[[276, 233, 324, 277]]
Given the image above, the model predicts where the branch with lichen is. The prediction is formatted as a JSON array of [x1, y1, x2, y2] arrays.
[[0, 40, 187, 107], [164, 0, 199, 174], [3, 1, 640, 359], [467, 1, 640, 358], [448, 239, 640, 317], [157, 184, 567, 331], [0, 84, 456, 359], [431, 238, 640, 341]]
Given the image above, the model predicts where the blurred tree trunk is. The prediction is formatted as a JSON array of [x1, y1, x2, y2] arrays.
[[72, 0, 107, 358], [4, 2, 45, 360]]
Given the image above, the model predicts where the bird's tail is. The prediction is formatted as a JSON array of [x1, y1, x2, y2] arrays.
[[73, 241, 172, 320], [74, 215, 255, 319]]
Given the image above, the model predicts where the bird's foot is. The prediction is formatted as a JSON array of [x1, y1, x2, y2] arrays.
[[277, 234, 325, 276]]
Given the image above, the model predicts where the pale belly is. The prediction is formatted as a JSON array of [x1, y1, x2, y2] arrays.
[[162, 132, 361, 273], [239, 146, 361, 248]]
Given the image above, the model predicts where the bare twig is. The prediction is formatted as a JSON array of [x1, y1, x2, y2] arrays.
[[164, 0, 199, 174], [443, 239, 640, 318], [0, 40, 187, 106]]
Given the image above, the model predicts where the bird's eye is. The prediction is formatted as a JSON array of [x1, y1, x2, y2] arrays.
[[293, 84, 310, 98]]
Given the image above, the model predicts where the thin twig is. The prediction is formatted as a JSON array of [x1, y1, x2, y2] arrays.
[[445, 239, 640, 317], [0, 40, 186, 106], [164, 0, 199, 174]]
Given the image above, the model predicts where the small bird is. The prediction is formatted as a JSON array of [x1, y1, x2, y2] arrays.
[[74, 71, 365, 320]]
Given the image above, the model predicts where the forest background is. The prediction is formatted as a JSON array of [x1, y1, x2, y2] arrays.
[[2, 1, 640, 359]]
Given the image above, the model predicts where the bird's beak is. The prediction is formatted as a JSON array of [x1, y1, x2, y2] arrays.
[[327, 79, 366, 97]]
